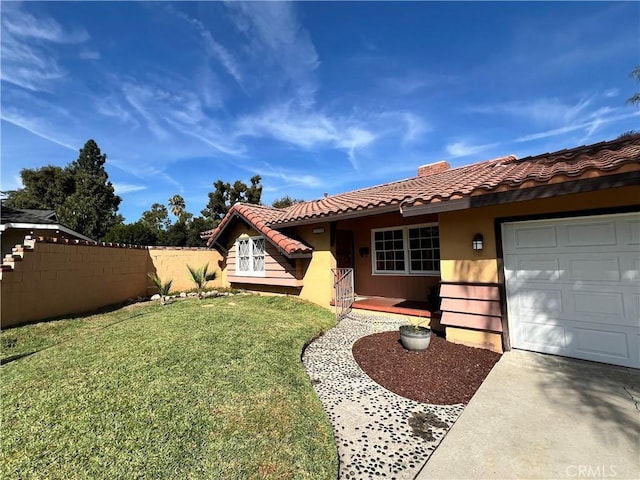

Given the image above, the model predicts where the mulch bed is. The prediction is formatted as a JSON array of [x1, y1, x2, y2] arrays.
[[352, 331, 501, 405]]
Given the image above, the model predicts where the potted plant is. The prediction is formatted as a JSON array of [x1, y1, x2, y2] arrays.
[[399, 316, 432, 351]]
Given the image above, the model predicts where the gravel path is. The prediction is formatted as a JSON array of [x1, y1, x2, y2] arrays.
[[302, 312, 465, 480]]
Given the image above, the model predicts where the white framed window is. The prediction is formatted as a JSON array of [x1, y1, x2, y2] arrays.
[[372, 224, 440, 275], [236, 236, 265, 276]]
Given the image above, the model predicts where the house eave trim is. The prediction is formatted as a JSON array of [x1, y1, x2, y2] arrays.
[[401, 171, 640, 216], [0, 223, 95, 242]]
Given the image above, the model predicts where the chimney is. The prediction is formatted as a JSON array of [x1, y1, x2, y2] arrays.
[[418, 161, 450, 177], [323, 193, 328, 198]]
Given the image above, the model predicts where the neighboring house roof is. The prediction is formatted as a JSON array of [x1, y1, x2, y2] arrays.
[[203, 135, 640, 250], [0, 206, 95, 242], [205, 203, 313, 258]]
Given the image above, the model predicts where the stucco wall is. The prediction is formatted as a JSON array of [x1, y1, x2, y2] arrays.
[[148, 248, 222, 293], [439, 185, 640, 284], [339, 212, 440, 300], [1, 236, 222, 328], [295, 223, 334, 308]]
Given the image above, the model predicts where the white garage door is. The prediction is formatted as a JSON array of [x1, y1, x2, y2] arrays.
[[503, 212, 640, 368]]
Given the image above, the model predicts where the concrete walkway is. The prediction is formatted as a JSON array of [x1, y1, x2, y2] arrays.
[[418, 350, 640, 480], [303, 312, 464, 479]]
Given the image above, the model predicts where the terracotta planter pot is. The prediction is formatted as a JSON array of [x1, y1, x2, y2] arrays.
[[399, 325, 432, 351]]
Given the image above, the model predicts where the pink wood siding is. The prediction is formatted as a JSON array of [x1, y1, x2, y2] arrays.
[[228, 237, 302, 287], [440, 282, 503, 332]]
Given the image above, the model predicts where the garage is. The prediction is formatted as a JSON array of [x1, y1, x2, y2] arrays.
[[502, 212, 640, 368]]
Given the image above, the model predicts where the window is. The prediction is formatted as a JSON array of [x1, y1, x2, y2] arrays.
[[236, 236, 265, 276], [372, 224, 440, 275]]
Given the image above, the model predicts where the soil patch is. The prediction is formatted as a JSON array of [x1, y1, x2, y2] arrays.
[[352, 331, 501, 405]]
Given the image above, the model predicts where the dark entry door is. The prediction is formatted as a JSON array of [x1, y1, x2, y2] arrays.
[[336, 230, 354, 269]]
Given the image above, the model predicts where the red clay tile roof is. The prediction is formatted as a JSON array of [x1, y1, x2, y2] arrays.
[[203, 135, 640, 247], [204, 203, 312, 257], [274, 135, 640, 223]]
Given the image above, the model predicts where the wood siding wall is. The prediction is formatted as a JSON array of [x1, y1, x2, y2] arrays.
[[440, 282, 503, 332], [227, 236, 302, 287]]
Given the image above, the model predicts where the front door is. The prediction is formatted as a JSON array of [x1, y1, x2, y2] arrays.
[[336, 230, 354, 269]]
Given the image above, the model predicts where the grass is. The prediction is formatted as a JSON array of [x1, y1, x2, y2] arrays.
[[1, 296, 338, 479]]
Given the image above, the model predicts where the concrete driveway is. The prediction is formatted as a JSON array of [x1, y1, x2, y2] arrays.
[[418, 350, 640, 480]]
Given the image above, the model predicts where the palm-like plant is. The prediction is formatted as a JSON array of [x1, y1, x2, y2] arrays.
[[187, 263, 217, 299], [148, 272, 173, 305]]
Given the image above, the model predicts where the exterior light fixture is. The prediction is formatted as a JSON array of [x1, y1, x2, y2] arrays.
[[312, 227, 325, 234], [359, 246, 370, 258], [472, 233, 484, 251]]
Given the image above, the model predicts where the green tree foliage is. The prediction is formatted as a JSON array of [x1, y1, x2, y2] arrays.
[[5, 166, 73, 209], [201, 175, 262, 224], [160, 220, 188, 246], [4, 139, 122, 240], [186, 217, 214, 247], [140, 203, 170, 232], [103, 221, 159, 245], [168, 194, 191, 222], [628, 66, 640, 105], [272, 195, 304, 209]]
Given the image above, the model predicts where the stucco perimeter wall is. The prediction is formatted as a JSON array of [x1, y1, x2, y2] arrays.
[[1, 237, 223, 328], [147, 248, 222, 294]]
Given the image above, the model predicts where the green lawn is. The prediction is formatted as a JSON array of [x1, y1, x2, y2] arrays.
[[1, 296, 338, 479]]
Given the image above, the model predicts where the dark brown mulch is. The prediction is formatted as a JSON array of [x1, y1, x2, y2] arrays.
[[352, 331, 501, 405]]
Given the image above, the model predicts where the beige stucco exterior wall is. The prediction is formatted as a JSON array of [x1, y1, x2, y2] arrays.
[[147, 248, 222, 294], [439, 185, 640, 284], [295, 223, 334, 308], [1, 237, 224, 328], [438, 185, 639, 351]]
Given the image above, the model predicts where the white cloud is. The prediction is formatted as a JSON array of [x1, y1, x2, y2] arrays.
[[515, 109, 640, 143], [604, 88, 619, 98], [79, 49, 100, 60], [227, 1, 319, 105], [470, 97, 592, 127], [235, 104, 376, 169], [113, 183, 147, 194], [1, 109, 77, 151], [0, 3, 89, 91], [445, 140, 498, 158], [174, 10, 244, 86]]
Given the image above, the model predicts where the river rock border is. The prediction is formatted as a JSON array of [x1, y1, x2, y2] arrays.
[[303, 312, 464, 479]]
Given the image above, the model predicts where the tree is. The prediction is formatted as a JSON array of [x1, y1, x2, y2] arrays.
[[168, 194, 190, 221], [628, 66, 640, 105], [140, 203, 170, 232], [4, 166, 73, 209], [201, 175, 263, 225], [103, 221, 159, 245], [186, 216, 214, 247], [5, 139, 122, 240], [161, 220, 188, 246], [272, 195, 303, 209]]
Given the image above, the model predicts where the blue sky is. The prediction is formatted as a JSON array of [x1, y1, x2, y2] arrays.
[[2, 1, 639, 223]]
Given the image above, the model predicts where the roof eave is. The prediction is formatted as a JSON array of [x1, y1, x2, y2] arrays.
[[401, 171, 640, 217], [0, 222, 95, 242]]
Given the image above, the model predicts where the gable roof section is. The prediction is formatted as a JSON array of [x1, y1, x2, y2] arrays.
[[1, 206, 58, 225], [204, 203, 312, 258], [202, 135, 640, 247], [0, 206, 95, 242]]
